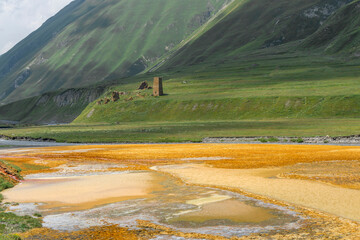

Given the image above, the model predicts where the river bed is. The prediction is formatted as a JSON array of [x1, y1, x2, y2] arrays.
[[2, 161, 302, 238]]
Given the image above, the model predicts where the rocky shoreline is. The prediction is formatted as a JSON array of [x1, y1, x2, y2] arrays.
[[203, 135, 360, 145], [3, 134, 360, 145], [0, 135, 56, 142]]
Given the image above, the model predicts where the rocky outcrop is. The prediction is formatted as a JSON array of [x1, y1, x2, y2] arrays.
[[96, 91, 127, 105], [14, 68, 31, 88], [53, 90, 82, 107], [303, 0, 353, 23]]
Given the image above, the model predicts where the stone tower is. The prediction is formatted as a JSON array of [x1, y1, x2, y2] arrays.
[[153, 77, 163, 96]]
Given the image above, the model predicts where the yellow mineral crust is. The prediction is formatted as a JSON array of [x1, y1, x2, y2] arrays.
[[2, 143, 360, 172]]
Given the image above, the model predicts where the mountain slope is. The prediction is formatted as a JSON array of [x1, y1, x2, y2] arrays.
[[1, 0, 360, 126], [302, 0, 360, 54], [0, 0, 86, 101], [160, 0, 353, 69], [0, 0, 229, 104], [73, 0, 360, 125]]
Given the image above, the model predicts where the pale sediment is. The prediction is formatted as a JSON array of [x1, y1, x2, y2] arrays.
[[158, 164, 360, 222], [3, 171, 163, 213]]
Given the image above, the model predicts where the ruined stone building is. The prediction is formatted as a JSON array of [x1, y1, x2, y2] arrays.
[[153, 77, 164, 96]]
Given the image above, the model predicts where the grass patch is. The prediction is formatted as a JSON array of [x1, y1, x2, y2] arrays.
[[268, 137, 280, 143], [257, 137, 279, 143], [0, 161, 42, 239], [0, 179, 14, 195], [291, 138, 304, 143], [0, 212, 41, 235], [20, 164, 49, 172], [1, 119, 360, 143], [0, 235, 21, 240]]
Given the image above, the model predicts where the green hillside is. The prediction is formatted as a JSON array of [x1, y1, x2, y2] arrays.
[[1, 0, 360, 143], [75, 53, 360, 124], [302, 0, 360, 54], [75, 0, 360, 124], [0, 0, 229, 104], [0, 0, 85, 102], [160, 0, 353, 69]]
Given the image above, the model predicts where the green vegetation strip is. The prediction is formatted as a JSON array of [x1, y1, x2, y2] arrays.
[[1, 119, 360, 143]]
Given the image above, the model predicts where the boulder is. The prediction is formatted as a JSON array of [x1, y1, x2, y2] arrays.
[[111, 91, 120, 102], [138, 81, 149, 90]]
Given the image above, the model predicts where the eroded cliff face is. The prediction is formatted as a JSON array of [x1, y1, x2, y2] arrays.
[[37, 88, 104, 108], [0, 86, 106, 124]]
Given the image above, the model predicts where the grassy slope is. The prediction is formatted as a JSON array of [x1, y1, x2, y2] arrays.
[[0, 0, 228, 104], [75, 51, 360, 123], [68, 0, 360, 142], [302, 0, 360, 54], [3, 50, 360, 142], [74, 0, 360, 121], [159, 0, 353, 69]]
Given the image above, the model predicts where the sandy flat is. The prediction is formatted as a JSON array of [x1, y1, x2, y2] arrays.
[[171, 199, 273, 223], [3, 172, 162, 211], [186, 194, 231, 206], [159, 164, 360, 222]]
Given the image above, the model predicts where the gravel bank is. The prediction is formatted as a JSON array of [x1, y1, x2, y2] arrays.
[[203, 136, 360, 145]]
